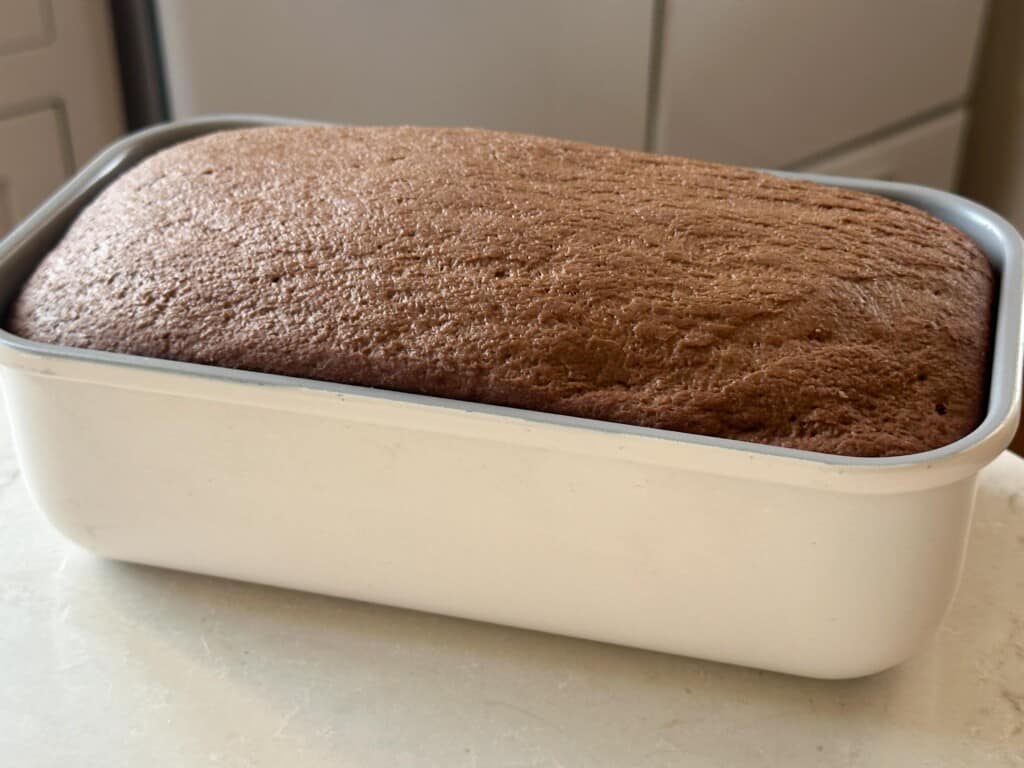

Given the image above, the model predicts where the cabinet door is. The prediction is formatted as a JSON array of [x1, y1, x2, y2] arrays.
[[0, 108, 68, 237], [156, 0, 655, 149], [0, 0, 123, 166], [655, 0, 986, 168], [0, 0, 52, 55], [795, 109, 967, 191]]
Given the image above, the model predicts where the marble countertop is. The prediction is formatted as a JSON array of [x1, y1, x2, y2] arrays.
[[2, 406, 1022, 768]]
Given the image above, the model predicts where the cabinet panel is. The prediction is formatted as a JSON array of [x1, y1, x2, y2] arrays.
[[796, 109, 967, 191], [0, 108, 67, 237], [156, 0, 654, 149], [0, 0, 124, 167], [0, 0, 51, 55], [656, 0, 986, 168]]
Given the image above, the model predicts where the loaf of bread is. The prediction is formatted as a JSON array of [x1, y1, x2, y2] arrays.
[[7, 125, 993, 457]]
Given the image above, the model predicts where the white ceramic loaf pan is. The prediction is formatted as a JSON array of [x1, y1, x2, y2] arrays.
[[0, 116, 1020, 679]]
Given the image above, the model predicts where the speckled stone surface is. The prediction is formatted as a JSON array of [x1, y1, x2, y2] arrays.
[[7, 125, 993, 456], [1, 404, 1022, 767]]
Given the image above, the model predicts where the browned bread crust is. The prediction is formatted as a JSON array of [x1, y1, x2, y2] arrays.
[[7, 125, 993, 456]]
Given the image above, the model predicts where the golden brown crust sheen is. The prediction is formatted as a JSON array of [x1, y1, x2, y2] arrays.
[[7, 125, 993, 456]]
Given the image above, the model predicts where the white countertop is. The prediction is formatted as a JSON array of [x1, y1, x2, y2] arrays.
[[2, 405, 1022, 768]]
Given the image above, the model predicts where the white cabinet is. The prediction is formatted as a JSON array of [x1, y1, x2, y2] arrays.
[[796, 109, 967, 191], [655, 0, 987, 169], [157, 0, 987, 189], [156, 0, 655, 150], [0, 108, 67, 235], [0, 0, 123, 169], [0, 0, 124, 237], [0, 0, 51, 54]]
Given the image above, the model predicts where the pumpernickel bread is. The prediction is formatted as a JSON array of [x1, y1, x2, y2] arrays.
[[6, 125, 994, 456]]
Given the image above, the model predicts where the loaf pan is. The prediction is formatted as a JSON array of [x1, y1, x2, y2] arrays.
[[0, 116, 1020, 679]]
